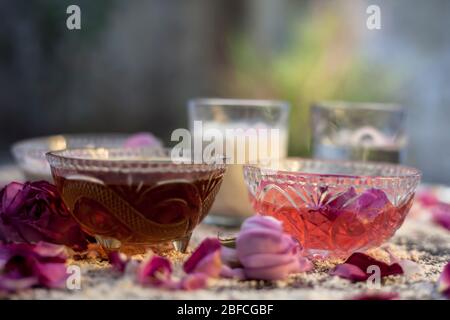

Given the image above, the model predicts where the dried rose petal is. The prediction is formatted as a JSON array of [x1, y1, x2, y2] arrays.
[[235, 215, 312, 281], [220, 265, 246, 280], [0, 181, 89, 250], [298, 256, 314, 272], [328, 188, 357, 209], [352, 292, 399, 300], [183, 238, 222, 278], [386, 248, 421, 278], [331, 263, 369, 282], [137, 255, 174, 288], [347, 188, 391, 220], [324, 187, 358, 220], [438, 262, 450, 298], [416, 189, 439, 207], [331, 252, 403, 282], [431, 203, 450, 231], [220, 246, 240, 267], [177, 273, 208, 290], [123, 132, 162, 148], [0, 242, 68, 292], [108, 251, 129, 273]]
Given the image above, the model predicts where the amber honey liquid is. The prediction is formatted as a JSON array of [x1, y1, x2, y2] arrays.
[[52, 173, 223, 245], [250, 190, 414, 258]]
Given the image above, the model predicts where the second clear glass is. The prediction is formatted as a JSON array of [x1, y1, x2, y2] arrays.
[[311, 101, 407, 163]]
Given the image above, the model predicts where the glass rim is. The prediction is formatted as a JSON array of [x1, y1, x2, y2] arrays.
[[45, 147, 227, 171], [10, 132, 132, 161], [244, 157, 421, 181], [312, 100, 404, 112], [188, 98, 290, 110]]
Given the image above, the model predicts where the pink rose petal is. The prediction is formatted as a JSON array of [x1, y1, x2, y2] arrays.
[[177, 273, 208, 290], [330, 263, 369, 282], [0, 242, 67, 292], [220, 265, 245, 280], [386, 248, 421, 278], [137, 255, 174, 288], [438, 262, 450, 298], [352, 292, 399, 300], [416, 189, 439, 207], [124, 132, 162, 148], [347, 188, 391, 220], [431, 203, 450, 231], [345, 252, 403, 277], [298, 256, 314, 272], [34, 261, 68, 289], [324, 187, 358, 220], [108, 251, 129, 273], [331, 252, 403, 282], [183, 238, 222, 277]]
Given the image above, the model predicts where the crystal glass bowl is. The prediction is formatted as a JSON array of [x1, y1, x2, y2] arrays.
[[11, 134, 134, 181], [46, 148, 225, 252], [244, 158, 421, 258]]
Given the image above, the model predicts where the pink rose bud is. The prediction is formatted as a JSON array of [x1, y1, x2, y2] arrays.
[[235, 215, 312, 280]]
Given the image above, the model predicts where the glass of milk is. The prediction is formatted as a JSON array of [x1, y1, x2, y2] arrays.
[[188, 98, 290, 226]]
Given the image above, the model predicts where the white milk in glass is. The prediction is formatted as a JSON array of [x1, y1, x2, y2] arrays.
[[196, 122, 288, 225]]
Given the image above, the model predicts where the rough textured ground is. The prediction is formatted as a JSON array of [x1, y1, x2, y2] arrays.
[[1, 167, 449, 300], [5, 217, 450, 300]]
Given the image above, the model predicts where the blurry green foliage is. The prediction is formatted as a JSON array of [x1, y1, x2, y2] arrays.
[[228, 9, 402, 156]]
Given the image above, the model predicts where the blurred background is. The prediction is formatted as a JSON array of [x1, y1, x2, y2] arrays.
[[0, 0, 449, 183]]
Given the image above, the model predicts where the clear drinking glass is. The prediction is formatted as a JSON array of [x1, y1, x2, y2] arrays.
[[311, 101, 406, 163], [188, 98, 290, 226]]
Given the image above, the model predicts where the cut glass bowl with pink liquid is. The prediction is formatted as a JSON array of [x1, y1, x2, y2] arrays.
[[243, 158, 421, 258]]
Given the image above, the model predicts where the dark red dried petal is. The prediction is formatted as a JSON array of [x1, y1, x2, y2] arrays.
[[352, 292, 399, 300], [345, 252, 404, 277], [331, 252, 404, 282], [108, 251, 129, 273], [0, 242, 67, 292]]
